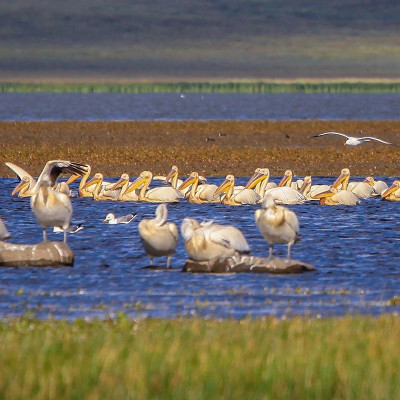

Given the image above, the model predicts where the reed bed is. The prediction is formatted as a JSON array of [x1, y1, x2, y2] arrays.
[[0, 316, 399, 399], [2, 81, 400, 93]]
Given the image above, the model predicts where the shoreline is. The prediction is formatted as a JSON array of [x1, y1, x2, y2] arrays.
[[1, 120, 400, 177]]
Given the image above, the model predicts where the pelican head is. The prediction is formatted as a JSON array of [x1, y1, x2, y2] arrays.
[[126, 171, 152, 194], [12, 176, 30, 196], [112, 173, 129, 190], [262, 195, 277, 210], [363, 176, 375, 186], [165, 165, 178, 183], [299, 176, 312, 194], [179, 172, 198, 190], [245, 168, 269, 189], [82, 172, 103, 190], [180, 217, 202, 241], [381, 180, 400, 199], [332, 168, 350, 188], [278, 170, 293, 187], [215, 174, 234, 195]]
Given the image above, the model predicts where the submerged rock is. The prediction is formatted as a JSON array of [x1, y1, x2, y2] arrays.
[[0, 241, 74, 267], [183, 255, 315, 274]]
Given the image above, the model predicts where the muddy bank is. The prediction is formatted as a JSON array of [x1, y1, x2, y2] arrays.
[[1, 121, 400, 177]]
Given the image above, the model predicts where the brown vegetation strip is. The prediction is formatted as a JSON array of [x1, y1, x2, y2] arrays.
[[1, 121, 400, 177]]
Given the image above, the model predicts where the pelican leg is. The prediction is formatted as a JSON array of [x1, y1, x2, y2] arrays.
[[269, 245, 274, 259], [43, 229, 48, 242], [166, 256, 172, 269], [287, 243, 292, 260], [63, 230, 68, 244]]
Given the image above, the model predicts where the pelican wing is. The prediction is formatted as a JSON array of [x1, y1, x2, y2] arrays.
[[39, 160, 90, 186], [311, 132, 350, 139], [207, 225, 250, 253], [146, 187, 183, 202], [234, 189, 261, 205], [283, 208, 300, 235], [168, 223, 179, 242], [5, 162, 34, 181]]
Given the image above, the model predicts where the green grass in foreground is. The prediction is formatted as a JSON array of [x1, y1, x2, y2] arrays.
[[1, 316, 400, 399], [2, 81, 400, 93]]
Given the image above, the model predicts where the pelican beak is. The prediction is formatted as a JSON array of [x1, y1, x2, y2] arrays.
[[165, 167, 177, 183], [299, 180, 309, 194], [278, 172, 290, 187], [12, 180, 29, 196], [126, 176, 146, 194], [66, 174, 81, 185], [313, 189, 335, 199], [112, 177, 127, 190], [215, 179, 231, 195], [245, 172, 265, 189], [179, 175, 196, 190], [381, 183, 398, 199], [363, 177, 375, 186], [332, 173, 346, 188], [82, 177, 101, 190]]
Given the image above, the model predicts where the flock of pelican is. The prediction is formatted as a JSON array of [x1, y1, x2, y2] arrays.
[[4, 153, 399, 267]]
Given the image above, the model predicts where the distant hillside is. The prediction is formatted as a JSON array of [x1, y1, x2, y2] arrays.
[[1, 0, 400, 80]]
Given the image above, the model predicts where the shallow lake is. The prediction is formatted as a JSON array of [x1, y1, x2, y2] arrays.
[[1, 93, 400, 121], [1, 176, 399, 320]]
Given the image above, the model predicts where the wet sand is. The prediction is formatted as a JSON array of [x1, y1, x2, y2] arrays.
[[1, 121, 399, 177]]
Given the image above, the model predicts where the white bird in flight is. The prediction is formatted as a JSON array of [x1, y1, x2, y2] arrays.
[[310, 131, 400, 147]]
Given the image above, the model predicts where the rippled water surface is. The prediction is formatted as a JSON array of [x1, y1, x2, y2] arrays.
[[1, 177, 399, 320], [1, 93, 400, 120]]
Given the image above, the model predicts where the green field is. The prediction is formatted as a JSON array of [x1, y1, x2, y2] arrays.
[[1, 316, 400, 399], [1, 0, 400, 80]]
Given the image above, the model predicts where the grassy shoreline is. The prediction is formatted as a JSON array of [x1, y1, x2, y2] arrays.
[[3, 81, 400, 93], [1, 315, 400, 399]]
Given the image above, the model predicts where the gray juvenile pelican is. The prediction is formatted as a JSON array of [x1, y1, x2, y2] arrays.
[[7, 160, 88, 198], [179, 172, 219, 203], [138, 204, 178, 267], [126, 171, 183, 203], [311, 131, 400, 146], [30, 176, 72, 243], [314, 168, 360, 206], [255, 196, 300, 259], [215, 175, 261, 205], [180, 218, 250, 261], [381, 180, 400, 201]]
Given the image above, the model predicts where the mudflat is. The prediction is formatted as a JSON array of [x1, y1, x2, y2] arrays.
[[1, 121, 400, 178]]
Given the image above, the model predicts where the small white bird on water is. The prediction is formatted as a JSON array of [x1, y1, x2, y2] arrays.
[[311, 131, 400, 147], [138, 204, 178, 268], [30, 175, 72, 243], [255, 196, 300, 259], [104, 213, 137, 224]]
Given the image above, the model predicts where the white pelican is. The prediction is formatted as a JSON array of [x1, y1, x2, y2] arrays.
[[111, 173, 140, 201], [215, 175, 261, 205], [311, 132, 400, 146], [7, 160, 88, 198], [180, 218, 250, 261], [179, 172, 219, 203], [125, 171, 183, 203], [104, 213, 137, 224], [299, 176, 330, 201], [82, 173, 121, 201], [381, 180, 400, 201], [314, 168, 360, 206], [138, 204, 178, 267], [30, 176, 72, 243], [166, 165, 210, 198], [350, 177, 376, 199], [245, 168, 277, 198], [255, 196, 300, 259], [372, 180, 388, 196]]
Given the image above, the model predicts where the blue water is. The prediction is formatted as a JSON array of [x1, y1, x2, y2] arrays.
[[1, 93, 400, 121], [1, 176, 399, 320]]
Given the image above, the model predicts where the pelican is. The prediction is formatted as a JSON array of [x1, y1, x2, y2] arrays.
[[215, 175, 261, 205], [314, 168, 360, 205], [125, 171, 183, 203], [179, 172, 219, 203], [111, 173, 140, 201], [311, 132, 400, 146], [138, 204, 178, 267], [245, 168, 277, 198], [166, 165, 210, 198], [255, 196, 300, 259], [372, 180, 388, 196], [350, 177, 376, 199], [381, 180, 400, 201], [30, 175, 72, 243], [7, 160, 88, 198], [66, 165, 115, 198], [180, 218, 250, 261], [299, 176, 330, 200], [104, 213, 137, 224], [82, 173, 121, 201]]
